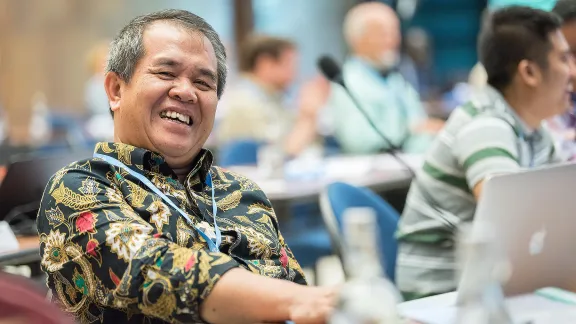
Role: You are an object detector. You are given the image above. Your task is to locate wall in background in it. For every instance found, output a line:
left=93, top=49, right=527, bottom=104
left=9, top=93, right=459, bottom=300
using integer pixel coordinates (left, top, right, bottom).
left=252, top=0, right=356, bottom=84
left=408, top=0, right=487, bottom=86
left=0, top=0, right=234, bottom=143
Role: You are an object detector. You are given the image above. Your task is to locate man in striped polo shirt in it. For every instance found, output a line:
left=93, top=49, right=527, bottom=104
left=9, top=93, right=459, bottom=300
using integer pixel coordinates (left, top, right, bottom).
left=396, top=6, right=576, bottom=300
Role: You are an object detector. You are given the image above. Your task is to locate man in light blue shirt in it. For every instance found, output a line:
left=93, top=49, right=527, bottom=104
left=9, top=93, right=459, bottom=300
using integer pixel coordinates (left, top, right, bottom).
left=324, top=2, right=436, bottom=154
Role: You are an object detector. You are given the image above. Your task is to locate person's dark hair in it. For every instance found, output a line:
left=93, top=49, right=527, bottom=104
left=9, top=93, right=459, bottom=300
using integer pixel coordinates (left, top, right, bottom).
left=553, top=0, right=576, bottom=24
left=106, top=9, right=227, bottom=117
left=478, top=6, right=562, bottom=92
left=239, top=35, right=296, bottom=72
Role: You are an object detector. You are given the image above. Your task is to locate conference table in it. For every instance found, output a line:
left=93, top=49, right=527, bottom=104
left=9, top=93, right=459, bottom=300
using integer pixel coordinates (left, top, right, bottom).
left=227, top=153, right=421, bottom=221
left=229, top=153, right=421, bottom=202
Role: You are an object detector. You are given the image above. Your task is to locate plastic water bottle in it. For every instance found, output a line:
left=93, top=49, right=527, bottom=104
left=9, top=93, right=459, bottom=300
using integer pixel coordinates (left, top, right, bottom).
left=330, top=207, right=402, bottom=324
left=456, top=222, right=513, bottom=324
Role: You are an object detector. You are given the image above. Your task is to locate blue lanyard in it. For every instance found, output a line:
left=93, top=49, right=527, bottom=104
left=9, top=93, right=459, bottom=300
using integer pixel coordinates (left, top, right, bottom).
left=94, top=153, right=222, bottom=252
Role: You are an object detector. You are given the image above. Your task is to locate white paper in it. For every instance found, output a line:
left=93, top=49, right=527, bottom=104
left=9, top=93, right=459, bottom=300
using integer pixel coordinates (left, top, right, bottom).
left=0, top=221, right=20, bottom=254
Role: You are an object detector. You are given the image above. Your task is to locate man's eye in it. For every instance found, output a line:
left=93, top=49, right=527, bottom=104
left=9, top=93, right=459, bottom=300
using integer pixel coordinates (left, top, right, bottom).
left=196, top=80, right=212, bottom=90
left=158, top=72, right=175, bottom=78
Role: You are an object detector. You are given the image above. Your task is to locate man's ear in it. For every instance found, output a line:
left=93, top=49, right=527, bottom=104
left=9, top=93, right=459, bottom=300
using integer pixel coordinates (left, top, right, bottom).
left=517, top=59, right=542, bottom=88
left=104, top=72, right=124, bottom=115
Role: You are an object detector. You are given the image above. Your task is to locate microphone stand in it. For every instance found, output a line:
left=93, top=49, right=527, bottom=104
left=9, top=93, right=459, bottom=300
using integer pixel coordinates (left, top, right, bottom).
left=332, top=80, right=416, bottom=178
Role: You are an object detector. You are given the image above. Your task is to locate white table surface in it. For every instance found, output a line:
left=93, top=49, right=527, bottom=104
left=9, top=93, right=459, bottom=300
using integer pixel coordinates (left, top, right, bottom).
left=398, top=291, right=576, bottom=323
left=228, top=154, right=423, bottom=202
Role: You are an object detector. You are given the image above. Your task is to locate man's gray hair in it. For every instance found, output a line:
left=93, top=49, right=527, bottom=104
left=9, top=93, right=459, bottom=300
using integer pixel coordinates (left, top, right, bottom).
left=106, top=9, right=227, bottom=99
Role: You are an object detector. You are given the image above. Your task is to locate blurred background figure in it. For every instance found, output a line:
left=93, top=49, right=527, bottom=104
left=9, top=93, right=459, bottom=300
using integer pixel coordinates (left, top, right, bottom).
left=217, top=34, right=329, bottom=160
left=28, top=92, right=52, bottom=147
left=402, top=27, right=434, bottom=101
left=322, top=1, right=441, bottom=155
left=217, top=35, right=298, bottom=150
left=84, top=40, right=114, bottom=142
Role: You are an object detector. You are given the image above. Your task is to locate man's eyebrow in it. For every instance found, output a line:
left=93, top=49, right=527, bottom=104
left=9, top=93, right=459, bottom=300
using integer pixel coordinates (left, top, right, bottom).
left=152, top=58, right=181, bottom=67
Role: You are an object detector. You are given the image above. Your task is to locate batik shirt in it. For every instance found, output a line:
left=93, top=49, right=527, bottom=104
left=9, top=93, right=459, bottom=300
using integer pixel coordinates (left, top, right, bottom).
left=37, top=142, right=306, bottom=323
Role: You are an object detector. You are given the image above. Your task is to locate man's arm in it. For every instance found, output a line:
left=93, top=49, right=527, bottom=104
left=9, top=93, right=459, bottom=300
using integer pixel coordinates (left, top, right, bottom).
left=400, top=84, right=435, bottom=154
left=454, top=116, right=521, bottom=201
left=472, top=180, right=485, bottom=201
left=201, top=268, right=336, bottom=324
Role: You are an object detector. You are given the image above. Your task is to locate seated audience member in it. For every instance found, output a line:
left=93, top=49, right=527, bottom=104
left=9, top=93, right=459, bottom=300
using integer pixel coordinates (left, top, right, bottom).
left=549, top=0, right=576, bottom=158
left=396, top=6, right=575, bottom=300
left=217, top=35, right=328, bottom=157
left=323, top=2, right=437, bottom=155
left=84, top=40, right=115, bottom=141
left=84, top=40, right=111, bottom=117
left=473, top=0, right=576, bottom=159
left=37, top=10, right=335, bottom=324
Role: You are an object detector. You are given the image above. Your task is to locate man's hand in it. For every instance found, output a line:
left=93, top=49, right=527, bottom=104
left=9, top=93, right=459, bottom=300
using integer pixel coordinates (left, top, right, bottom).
left=200, top=268, right=339, bottom=324
left=412, top=118, right=445, bottom=134
left=288, top=286, right=338, bottom=324
left=297, top=75, right=331, bottom=118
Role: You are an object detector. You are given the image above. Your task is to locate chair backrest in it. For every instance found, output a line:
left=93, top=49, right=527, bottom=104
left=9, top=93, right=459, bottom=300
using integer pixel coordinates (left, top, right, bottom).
left=218, top=139, right=261, bottom=167
left=0, top=272, right=74, bottom=324
left=320, top=181, right=400, bottom=282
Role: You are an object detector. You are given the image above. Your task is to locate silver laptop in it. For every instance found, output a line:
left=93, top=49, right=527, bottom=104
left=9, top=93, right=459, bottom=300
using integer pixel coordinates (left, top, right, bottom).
left=457, top=162, right=576, bottom=298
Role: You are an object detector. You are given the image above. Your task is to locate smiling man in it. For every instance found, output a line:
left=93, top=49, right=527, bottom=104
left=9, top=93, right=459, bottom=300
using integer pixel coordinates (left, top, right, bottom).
left=37, top=10, right=335, bottom=324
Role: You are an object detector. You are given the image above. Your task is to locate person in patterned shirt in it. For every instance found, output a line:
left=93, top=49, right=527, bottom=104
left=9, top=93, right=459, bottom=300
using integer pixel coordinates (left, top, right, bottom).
left=37, top=9, right=336, bottom=324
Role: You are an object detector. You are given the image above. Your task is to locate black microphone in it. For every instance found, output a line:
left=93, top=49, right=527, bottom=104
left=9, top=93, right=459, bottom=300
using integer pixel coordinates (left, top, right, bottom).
left=317, top=56, right=345, bottom=87
left=317, top=55, right=415, bottom=177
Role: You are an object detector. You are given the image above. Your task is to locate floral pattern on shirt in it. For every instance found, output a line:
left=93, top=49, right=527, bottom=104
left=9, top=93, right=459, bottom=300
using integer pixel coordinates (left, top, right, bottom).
left=37, top=142, right=306, bottom=323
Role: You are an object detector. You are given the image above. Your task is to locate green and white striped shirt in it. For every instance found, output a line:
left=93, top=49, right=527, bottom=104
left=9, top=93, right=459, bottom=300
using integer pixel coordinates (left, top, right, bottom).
left=396, top=86, right=562, bottom=296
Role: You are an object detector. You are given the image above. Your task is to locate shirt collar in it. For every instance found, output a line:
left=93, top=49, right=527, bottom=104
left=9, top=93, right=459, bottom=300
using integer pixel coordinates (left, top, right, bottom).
left=94, top=142, right=213, bottom=185
left=241, top=74, right=284, bottom=102
left=480, top=86, right=542, bottom=139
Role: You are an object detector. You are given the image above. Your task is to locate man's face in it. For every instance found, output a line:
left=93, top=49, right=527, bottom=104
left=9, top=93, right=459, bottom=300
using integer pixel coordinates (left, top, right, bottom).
left=535, top=30, right=576, bottom=117
left=108, top=22, right=219, bottom=167
left=260, top=48, right=298, bottom=91
left=273, top=48, right=298, bottom=90
left=357, top=15, right=401, bottom=69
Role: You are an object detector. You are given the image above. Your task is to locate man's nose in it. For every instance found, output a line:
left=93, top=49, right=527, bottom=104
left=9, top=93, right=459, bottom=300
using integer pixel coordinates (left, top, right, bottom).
left=169, top=79, right=198, bottom=103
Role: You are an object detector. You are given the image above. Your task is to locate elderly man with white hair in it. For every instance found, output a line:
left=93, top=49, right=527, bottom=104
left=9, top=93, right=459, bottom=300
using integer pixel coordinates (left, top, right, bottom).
left=323, top=2, right=436, bottom=155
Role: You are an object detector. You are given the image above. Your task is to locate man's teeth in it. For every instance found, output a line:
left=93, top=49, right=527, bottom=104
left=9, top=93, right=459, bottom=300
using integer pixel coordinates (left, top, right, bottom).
left=161, top=111, right=191, bottom=125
